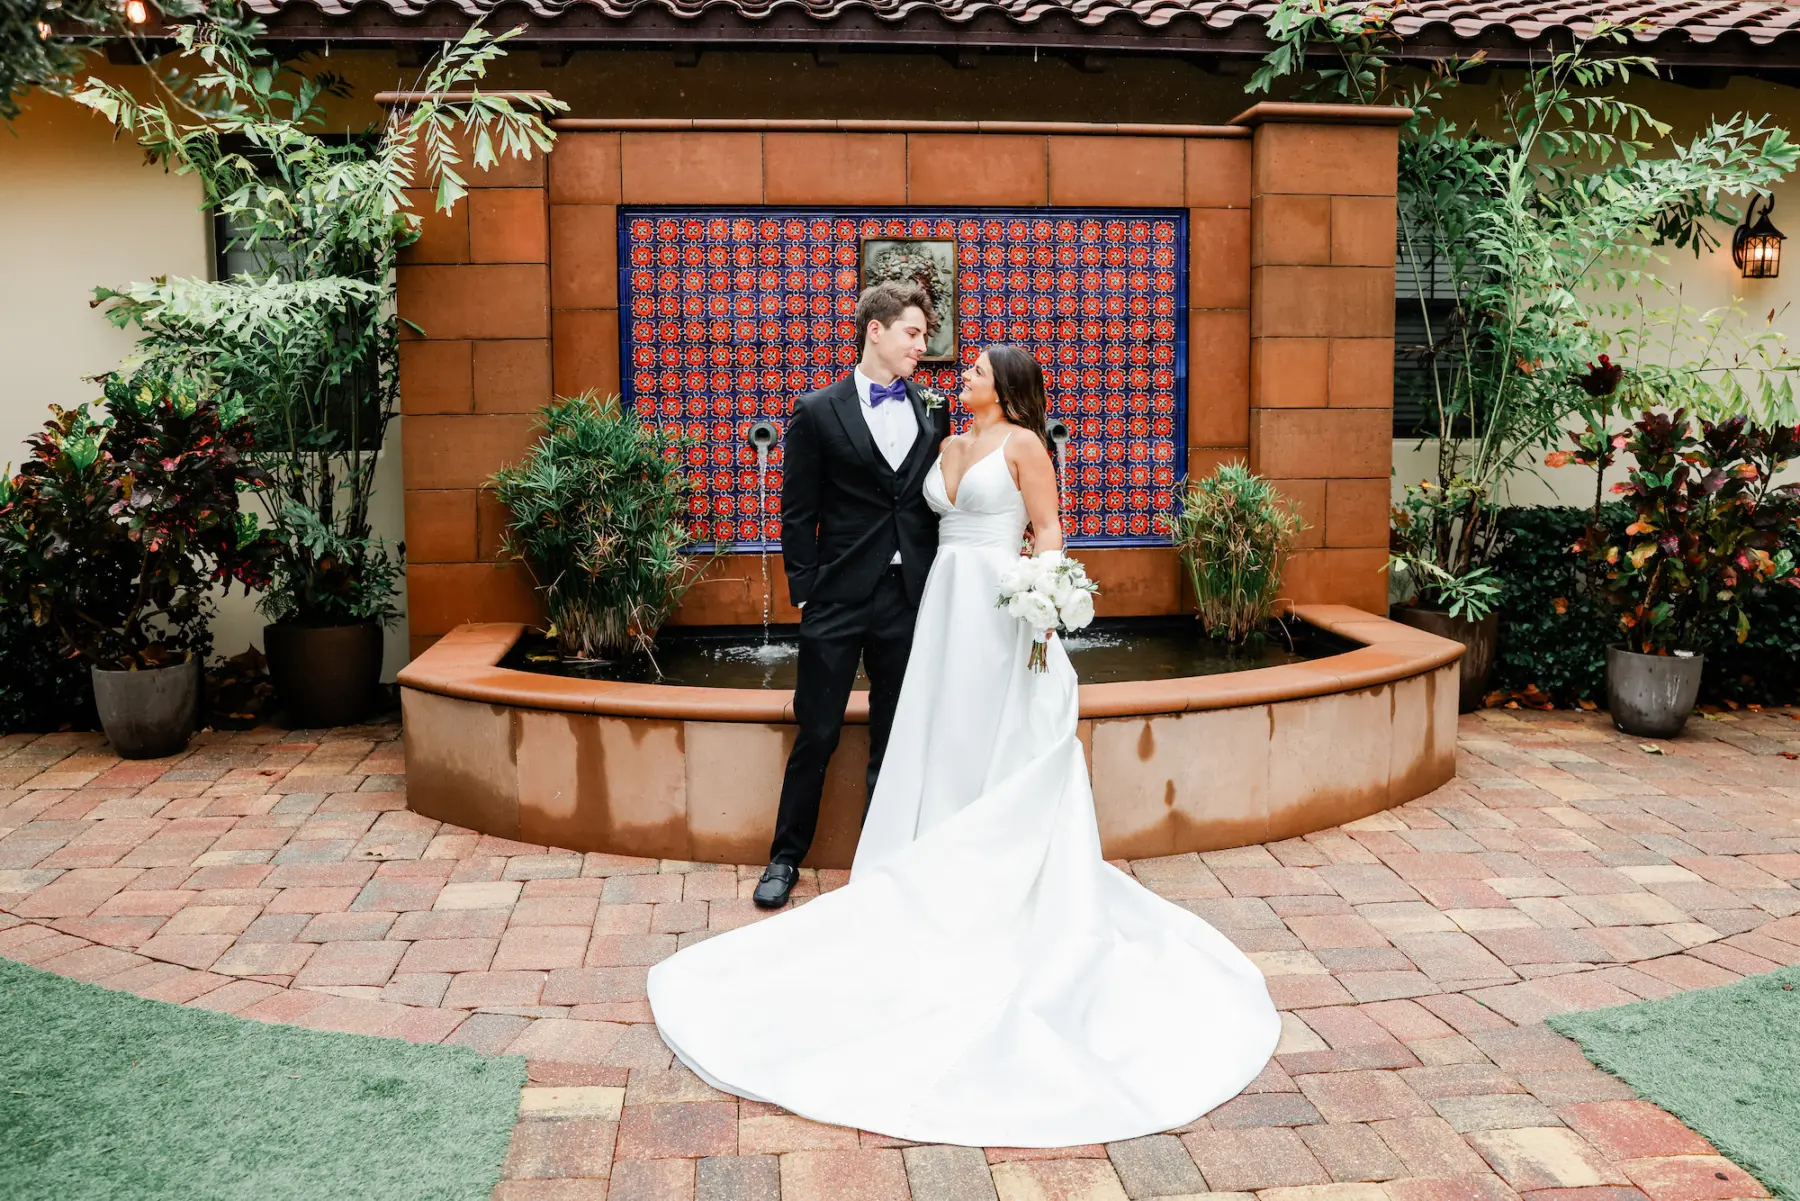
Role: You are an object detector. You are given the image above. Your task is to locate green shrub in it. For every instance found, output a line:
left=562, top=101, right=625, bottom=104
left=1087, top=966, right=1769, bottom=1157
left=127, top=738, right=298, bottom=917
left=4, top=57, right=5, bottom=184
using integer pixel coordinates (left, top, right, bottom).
left=1489, top=504, right=1800, bottom=707
left=81, top=15, right=562, bottom=633
left=1488, top=506, right=1619, bottom=706
left=0, top=608, right=95, bottom=734
left=1577, top=412, right=1800, bottom=656
left=490, top=393, right=718, bottom=663
left=1704, top=525, right=1800, bottom=705
left=0, top=367, right=278, bottom=672
left=1159, top=463, right=1305, bottom=643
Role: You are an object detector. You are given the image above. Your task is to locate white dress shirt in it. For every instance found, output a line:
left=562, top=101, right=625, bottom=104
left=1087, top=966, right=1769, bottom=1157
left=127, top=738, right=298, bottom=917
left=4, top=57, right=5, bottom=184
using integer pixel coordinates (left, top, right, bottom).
left=854, top=368, right=920, bottom=566
left=854, top=368, right=920, bottom=472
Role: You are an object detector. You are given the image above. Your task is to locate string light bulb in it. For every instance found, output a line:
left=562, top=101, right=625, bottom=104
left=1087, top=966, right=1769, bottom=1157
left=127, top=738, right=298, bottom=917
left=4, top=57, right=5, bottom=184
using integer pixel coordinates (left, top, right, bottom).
left=124, top=0, right=148, bottom=24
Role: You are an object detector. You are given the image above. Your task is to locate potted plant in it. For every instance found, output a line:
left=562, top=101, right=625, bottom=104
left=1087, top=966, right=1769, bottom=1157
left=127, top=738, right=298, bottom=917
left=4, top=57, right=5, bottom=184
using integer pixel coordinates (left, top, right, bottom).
left=0, top=366, right=278, bottom=757
left=1579, top=410, right=1800, bottom=737
left=1387, top=479, right=1506, bottom=711
left=96, top=274, right=405, bottom=727
left=1159, top=463, right=1305, bottom=643
left=80, top=14, right=563, bottom=725
left=255, top=496, right=405, bottom=729
left=490, top=393, right=718, bottom=669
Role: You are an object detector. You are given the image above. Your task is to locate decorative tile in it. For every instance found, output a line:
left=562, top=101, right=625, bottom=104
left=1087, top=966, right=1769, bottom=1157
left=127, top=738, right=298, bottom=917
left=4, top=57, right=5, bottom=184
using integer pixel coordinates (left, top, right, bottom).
left=620, top=208, right=1187, bottom=547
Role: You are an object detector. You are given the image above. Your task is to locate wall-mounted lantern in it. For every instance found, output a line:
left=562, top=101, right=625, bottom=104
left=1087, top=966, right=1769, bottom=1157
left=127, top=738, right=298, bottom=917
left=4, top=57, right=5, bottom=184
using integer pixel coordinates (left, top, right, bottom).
left=1732, top=196, right=1785, bottom=279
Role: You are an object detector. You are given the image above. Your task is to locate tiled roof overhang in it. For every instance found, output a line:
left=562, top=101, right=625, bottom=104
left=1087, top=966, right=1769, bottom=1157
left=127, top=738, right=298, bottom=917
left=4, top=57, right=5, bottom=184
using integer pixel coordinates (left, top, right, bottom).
left=240, top=0, right=1800, bottom=67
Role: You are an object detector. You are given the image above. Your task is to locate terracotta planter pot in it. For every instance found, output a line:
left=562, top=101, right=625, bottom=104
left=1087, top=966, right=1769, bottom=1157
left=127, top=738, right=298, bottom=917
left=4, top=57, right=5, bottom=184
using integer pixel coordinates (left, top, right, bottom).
left=1390, top=606, right=1499, bottom=712
left=90, top=657, right=199, bottom=759
left=1606, top=645, right=1704, bottom=739
left=264, top=622, right=383, bottom=728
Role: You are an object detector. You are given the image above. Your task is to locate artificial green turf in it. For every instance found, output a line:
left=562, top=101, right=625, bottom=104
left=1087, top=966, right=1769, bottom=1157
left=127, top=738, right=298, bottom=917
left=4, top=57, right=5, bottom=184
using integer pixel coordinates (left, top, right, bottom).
left=0, top=956, right=525, bottom=1201
left=1549, top=963, right=1800, bottom=1201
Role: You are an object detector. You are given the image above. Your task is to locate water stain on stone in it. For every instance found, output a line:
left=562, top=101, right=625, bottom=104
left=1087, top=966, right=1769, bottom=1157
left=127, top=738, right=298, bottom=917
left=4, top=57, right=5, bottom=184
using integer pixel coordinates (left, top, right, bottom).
left=394, top=693, right=521, bottom=840
left=570, top=713, right=612, bottom=837
left=1137, top=721, right=1156, bottom=761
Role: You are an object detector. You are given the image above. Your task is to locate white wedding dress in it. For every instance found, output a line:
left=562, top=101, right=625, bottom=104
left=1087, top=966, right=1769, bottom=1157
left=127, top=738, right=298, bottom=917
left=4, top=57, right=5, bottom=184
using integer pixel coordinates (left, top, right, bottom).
left=647, top=436, right=1280, bottom=1147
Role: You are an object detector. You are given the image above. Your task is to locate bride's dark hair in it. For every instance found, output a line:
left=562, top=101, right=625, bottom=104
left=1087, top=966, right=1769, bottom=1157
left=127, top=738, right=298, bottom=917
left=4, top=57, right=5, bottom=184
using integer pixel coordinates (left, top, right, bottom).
left=984, top=344, right=1050, bottom=452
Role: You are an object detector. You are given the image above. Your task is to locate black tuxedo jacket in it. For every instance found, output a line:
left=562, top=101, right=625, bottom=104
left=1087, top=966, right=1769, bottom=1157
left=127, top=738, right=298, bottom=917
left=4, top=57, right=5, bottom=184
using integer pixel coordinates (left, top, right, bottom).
left=780, top=374, right=953, bottom=608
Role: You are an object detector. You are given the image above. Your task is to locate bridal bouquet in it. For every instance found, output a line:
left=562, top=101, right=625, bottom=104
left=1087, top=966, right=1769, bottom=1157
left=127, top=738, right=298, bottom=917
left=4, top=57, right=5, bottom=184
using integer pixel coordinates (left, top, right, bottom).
left=996, top=553, right=1099, bottom=672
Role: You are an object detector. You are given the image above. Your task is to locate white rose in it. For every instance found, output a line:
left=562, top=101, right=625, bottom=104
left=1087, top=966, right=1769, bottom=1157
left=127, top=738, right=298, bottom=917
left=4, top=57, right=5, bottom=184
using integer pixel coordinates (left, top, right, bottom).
left=998, top=560, right=1035, bottom=596
left=1059, top=589, right=1095, bottom=631
left=1015, top=589, right=1060, bottom=632
left=1014, top=556, right=1050, bottom=591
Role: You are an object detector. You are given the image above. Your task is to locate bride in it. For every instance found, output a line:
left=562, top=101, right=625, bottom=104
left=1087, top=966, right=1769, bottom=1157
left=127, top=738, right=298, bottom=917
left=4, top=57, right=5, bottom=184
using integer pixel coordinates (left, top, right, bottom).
left=647, top=344, right=1280, bottom=1147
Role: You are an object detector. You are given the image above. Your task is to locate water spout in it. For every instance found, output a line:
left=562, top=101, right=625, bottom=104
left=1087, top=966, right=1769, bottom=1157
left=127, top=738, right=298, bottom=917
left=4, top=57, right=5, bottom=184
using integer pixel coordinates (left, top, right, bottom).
left=748, top=420, right=780, bottom=456
left=747, top=420, right=781, bottom=639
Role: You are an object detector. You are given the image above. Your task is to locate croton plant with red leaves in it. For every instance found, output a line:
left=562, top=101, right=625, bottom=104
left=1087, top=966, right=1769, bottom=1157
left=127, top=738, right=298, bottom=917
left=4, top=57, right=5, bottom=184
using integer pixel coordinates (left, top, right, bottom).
left=0, top=364, right=280, bottom=670
left=1576, top=409, right=1800, bottom=656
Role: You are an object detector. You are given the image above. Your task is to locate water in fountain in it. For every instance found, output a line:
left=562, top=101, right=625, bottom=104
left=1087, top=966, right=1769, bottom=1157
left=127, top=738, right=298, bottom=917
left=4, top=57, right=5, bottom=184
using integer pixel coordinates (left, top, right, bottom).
left=505, top=616, right=1352, bottom=690
left=1058, top=628, right=1125, bottom=653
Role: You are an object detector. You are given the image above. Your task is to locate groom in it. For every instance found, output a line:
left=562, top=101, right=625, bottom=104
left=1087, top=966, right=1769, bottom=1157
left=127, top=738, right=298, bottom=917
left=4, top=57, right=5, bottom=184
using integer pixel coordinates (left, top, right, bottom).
left=754, top=280, right=952, bottom=908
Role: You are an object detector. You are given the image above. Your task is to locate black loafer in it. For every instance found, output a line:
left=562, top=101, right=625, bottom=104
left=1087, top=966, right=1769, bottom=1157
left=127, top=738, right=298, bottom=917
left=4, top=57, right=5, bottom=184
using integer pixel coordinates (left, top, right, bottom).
left=753, top=863, right=799, bottom=909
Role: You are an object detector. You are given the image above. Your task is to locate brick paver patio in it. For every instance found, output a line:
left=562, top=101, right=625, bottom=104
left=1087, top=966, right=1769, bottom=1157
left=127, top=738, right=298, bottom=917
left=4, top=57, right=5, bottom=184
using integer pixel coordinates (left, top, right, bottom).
left=4, top=708, right=1800, bottom=1200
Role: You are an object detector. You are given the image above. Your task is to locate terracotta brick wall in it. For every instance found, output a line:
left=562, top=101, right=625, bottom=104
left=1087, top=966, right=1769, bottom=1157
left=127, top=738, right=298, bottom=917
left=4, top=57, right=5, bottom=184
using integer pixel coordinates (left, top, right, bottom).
left=398, top=118, right=1398, bottom=656
left=1246, top=118, right=1399, bottom=613
left=397, top=151, right=553, bottom=661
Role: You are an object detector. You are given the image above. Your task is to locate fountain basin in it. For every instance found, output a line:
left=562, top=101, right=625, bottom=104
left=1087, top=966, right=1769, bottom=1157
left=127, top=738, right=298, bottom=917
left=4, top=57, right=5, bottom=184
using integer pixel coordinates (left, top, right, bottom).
left=398, top=605, right=1463, bottom=866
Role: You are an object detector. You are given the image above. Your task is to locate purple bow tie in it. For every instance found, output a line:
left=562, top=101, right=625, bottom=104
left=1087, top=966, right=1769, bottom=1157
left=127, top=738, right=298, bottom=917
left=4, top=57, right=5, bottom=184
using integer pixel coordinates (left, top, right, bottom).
left=867, top=380, right=907, bottom=407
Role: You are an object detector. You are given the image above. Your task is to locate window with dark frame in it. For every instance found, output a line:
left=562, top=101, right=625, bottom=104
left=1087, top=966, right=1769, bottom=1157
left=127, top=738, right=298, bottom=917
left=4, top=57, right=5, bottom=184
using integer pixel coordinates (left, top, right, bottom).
left=209, top=132, right=376, bottom=282
left=1393, top=211, right=1461, bottom=440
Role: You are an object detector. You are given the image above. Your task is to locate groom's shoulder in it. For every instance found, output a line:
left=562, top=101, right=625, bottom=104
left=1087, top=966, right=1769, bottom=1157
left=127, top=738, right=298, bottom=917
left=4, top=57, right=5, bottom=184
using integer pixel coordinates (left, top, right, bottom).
left=792, top=376, right=852, bottom=415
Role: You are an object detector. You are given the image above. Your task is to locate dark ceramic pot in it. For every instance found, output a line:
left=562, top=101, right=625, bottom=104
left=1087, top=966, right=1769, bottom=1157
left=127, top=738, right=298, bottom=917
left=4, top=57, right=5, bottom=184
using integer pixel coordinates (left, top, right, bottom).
left=90, top=657, right=199, bottom=759
left=1390, top=605, right=1499, bottom=713
left=1606, top=645, right=1703, bottom=739
left=264, top=621, right=383, bottom=728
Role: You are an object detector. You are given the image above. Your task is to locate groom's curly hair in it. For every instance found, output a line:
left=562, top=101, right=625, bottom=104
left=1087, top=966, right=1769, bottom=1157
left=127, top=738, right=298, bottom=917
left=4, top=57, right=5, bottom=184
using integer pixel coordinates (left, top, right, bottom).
left=854, top=281, right=936, bottom=352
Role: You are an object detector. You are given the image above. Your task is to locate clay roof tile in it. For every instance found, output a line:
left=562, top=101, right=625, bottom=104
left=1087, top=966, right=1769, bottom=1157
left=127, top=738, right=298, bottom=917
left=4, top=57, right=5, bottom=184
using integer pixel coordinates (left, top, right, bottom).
left=244, top=0, right=1800, bottom=49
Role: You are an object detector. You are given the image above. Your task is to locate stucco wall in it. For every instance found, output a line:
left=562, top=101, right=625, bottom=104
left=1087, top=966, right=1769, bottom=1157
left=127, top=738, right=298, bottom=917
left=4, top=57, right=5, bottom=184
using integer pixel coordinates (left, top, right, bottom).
left=1393, top=73, right=1800, bottom=508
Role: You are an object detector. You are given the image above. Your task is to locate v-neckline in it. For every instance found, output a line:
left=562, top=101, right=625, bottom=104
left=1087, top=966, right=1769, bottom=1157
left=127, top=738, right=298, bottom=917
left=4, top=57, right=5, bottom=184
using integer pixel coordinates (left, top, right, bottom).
left=940, top=437, right=1009, bottom=509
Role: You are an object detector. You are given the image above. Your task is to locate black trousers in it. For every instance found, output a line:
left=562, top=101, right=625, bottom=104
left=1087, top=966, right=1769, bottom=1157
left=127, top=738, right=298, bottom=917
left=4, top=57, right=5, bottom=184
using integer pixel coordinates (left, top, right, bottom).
left=770, top=565, right=917, bottom=867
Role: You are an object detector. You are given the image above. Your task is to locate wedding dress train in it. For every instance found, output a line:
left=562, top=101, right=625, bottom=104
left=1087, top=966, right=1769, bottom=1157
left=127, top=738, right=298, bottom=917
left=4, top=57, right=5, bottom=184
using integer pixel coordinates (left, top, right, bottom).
left=647, top=437, right=1280, bottom=1147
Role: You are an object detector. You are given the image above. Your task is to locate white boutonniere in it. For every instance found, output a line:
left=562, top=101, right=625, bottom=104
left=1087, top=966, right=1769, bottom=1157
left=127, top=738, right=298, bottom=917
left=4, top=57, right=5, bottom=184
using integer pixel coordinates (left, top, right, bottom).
left=917, top=386, right=947, bottom=415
